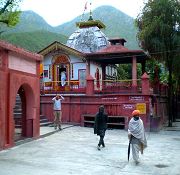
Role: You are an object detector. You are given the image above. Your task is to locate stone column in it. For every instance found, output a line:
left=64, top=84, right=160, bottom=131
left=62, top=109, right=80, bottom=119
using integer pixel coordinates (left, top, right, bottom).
left=141, top=72, right=150, bottom=94
left=0, top=50, right=10, bottom=149
left=86, top=75, right=94, bottom=95
left=101, top=64, right=106, bottom=90
left=132, top=56, right=137, bottom=88
left=86, top=60, right=90, bottom=77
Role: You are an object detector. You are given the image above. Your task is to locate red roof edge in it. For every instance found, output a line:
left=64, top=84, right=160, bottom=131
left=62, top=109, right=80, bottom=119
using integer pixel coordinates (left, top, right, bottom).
left=0, top=40, right=43, bottom=61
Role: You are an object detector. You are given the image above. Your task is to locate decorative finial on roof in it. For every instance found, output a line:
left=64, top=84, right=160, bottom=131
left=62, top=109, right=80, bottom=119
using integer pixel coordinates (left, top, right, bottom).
left=88, top=2, right=93, bottom=21
left=77, top=0, right=106, bottom=29
left=81, top=1, right=88, bottom=21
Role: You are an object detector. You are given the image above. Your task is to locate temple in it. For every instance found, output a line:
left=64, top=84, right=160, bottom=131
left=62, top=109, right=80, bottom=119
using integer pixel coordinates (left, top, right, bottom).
left=0, top=8, right=169, bottom=151
left=39, top=14, right=168, bottom=132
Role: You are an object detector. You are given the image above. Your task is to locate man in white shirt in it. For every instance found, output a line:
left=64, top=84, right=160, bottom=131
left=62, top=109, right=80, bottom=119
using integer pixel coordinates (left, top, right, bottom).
left=52, top=94, right=64, bottom=130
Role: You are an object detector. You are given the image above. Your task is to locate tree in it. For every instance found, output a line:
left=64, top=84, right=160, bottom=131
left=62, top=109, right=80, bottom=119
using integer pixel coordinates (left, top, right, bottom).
left=136, top=0, right=180, bottom=127
left=117, top=64, right=142, bottom=80
left=0, top=0, right=22, bottom=27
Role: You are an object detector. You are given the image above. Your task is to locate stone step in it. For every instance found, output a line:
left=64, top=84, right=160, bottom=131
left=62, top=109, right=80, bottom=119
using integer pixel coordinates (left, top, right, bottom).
left=40, top=118, right=49, bottom=123
left=14, top=105, right=22, bottom=110
left=40, top=115, right=52, bottom=126
left=14, top=108, right=22, bottom=112
left=40, top=115, right=48, bottom=119
left=14, top=93, right=52, bottom=128
left=163, top=121, right=180, bottom=131
left=15, top=124, right=22, bottom=128
left=40, top=121, right=53, bottom=127
left=14, top=113, right=22, bottom=118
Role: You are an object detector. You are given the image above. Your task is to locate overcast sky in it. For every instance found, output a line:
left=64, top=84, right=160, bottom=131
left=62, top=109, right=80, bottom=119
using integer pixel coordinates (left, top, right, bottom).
left=20, top=0, right=145, bottom=26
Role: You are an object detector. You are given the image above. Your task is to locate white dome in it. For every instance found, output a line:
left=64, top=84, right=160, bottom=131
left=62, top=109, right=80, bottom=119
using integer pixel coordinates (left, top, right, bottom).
left=66, top=26, right=109, bottom=53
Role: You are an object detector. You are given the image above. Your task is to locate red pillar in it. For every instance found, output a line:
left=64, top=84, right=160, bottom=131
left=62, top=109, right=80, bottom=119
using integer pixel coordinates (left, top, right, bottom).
left=101, top=64, right=106, bottom=89
left=86, top=75, right=94, bottom=95
left=86, top=60, right=90, bottom=77
left=141, top=72, right=150, bottom=94
left=0, top=50, right=10, bottom=149
left=132, top=56, right=137, bottom=87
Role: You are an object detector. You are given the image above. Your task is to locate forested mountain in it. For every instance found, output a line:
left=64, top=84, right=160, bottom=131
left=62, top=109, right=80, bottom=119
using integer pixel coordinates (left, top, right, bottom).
left=1, top=11, right=55, bottom=34
left=0, top=30, right=67, bottom=52
left=0, top=5, right=139, bottom=52
left=56, top=5, right=139, bottom=49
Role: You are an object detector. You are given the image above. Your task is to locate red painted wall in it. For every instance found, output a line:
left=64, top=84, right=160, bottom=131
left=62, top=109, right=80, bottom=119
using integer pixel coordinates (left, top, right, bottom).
left=41, top=94, right=167, bottom=130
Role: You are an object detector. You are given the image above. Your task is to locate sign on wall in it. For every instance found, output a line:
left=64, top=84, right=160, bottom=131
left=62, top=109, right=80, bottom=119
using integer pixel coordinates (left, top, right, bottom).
left=123, top=104, right=135, bottom=110
left=136, top=103, right=146, bottom=114
left=129, top=96, right=144, bottom=101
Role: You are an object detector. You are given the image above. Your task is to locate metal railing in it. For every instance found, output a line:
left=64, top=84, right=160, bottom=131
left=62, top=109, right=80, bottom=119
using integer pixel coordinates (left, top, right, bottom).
left=40, top=79, right=142, bottom=94
left=94, top=79, right=142, bottom=94
left=40, top=80, right=86, bottom=94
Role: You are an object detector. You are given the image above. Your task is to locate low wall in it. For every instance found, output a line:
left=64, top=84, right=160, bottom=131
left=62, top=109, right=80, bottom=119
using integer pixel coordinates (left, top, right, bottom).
left=40, top=94, right=167, bottom=131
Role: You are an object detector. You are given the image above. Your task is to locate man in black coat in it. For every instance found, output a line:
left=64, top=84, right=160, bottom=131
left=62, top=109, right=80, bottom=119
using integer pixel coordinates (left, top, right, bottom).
left=94, top=105, right=108, bottom=150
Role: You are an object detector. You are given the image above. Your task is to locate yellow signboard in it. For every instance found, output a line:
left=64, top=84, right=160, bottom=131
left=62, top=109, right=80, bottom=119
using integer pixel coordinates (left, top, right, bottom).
left=136, top=103, right=146, bottom=114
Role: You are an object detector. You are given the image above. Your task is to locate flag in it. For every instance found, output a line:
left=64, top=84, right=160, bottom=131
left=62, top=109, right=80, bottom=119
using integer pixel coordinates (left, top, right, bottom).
left=84, top=1, right=88, bottom=11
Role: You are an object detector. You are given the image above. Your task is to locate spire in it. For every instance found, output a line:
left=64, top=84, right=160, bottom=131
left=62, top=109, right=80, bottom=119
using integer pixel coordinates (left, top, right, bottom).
left=88, top=2, right=93, bottom=21
left=77, top=0, right=106, bottom=29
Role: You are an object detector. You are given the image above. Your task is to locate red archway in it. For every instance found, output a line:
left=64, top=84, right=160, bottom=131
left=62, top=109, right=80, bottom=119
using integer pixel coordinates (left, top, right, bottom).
left=14, top=84, right=36, bottom=141
left=0, top=40, right=42, bottom=150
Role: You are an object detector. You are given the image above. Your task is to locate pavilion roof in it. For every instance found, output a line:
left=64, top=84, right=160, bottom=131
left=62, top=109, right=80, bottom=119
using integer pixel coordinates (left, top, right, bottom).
left=97, top=44, right=129, bottom=53
left=84, top=44, right=148, bottom=64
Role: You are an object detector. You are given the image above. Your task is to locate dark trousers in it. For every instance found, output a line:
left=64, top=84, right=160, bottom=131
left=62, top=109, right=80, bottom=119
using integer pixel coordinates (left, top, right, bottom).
left=98, top=129, right=105, bottom=147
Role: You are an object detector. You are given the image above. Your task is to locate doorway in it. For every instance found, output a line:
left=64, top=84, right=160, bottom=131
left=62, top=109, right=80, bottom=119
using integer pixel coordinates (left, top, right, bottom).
left=58, top=66, right=66, bottom=86
left=13, top=86, right=26, bottom=141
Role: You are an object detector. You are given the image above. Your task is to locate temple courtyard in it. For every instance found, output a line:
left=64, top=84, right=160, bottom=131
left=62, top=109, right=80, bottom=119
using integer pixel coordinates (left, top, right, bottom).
left=0, top=125, right=180, bottom=175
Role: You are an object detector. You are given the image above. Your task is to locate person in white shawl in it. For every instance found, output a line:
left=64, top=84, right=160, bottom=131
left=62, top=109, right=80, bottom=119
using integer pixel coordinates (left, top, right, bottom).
left=128, top=110, right=147, bottom=164
left=61, top=71, right=66, bottom=87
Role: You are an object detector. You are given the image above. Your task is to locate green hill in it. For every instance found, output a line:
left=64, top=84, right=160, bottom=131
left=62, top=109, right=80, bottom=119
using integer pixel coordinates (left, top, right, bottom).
left=1, top=10, right=55, bottom=34
left=0, top=30, right=67, bottom=52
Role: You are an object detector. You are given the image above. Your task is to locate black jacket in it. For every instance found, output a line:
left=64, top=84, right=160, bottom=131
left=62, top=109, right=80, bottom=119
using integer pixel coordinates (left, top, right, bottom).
left=94, top=111, right=108, bottom=135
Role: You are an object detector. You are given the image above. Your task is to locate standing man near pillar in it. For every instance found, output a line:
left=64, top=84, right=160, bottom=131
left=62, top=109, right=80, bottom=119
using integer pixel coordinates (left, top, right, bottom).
left=128, top=110, right=147, bottom=164
left=94, top=105, right=108, bottom=150
left=52, top=94, right=64, bottom=130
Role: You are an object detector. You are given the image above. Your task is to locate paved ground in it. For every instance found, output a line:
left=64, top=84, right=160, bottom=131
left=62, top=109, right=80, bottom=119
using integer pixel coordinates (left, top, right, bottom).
left=0, top=125, right=180, bottom=175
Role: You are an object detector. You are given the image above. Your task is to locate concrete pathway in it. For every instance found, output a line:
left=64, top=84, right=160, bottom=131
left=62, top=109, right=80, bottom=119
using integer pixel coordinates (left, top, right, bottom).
left=0, top=125, right=180, bottom=175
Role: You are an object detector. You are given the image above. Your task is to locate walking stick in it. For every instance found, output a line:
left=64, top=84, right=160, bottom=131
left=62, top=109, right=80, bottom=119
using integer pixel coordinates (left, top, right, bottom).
left=128, top=135, right=132, bottom=162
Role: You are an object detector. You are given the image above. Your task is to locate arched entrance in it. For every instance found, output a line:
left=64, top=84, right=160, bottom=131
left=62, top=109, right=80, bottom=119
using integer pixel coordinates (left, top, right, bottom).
left=52, top=54, right=70, bottom=90
left=13, top=84, right=35, bottom=142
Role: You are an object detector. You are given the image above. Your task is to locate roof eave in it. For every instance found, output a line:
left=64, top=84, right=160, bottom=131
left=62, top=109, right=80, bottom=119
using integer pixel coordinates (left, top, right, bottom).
left=38, top=41, right=86, bottom=61
left=0, top=40, right=42, bottom=61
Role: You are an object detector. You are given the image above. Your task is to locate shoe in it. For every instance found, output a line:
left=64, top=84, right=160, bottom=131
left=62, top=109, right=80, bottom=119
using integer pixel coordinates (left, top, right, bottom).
left=59, top=127, right=62, bottom=130
left=102, top=144, right=105, bottom=148
left=97, top=145, right=101, bottom=150
left=135, top=161, right=140, bottom=165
